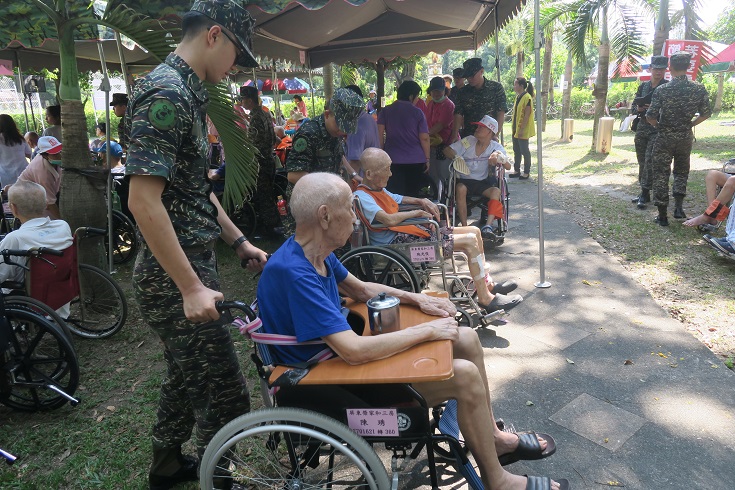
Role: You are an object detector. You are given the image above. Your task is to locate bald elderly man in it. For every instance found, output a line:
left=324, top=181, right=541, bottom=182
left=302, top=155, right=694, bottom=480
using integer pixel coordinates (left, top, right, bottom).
left=256, top=172, right=569, bottom=490
left=354, top=147, right=522, bottom=314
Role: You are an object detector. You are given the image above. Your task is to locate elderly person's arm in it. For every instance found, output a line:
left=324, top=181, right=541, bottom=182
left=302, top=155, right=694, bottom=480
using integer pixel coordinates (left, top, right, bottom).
left=488, top=150, right=511, bottom=170
left=338, top=273, right=456, bottom=318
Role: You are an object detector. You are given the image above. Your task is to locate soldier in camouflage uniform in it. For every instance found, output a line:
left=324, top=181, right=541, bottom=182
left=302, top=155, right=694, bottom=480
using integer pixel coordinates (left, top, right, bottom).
left=111, top=92, right=129, bottom=153
left=647, top=51, right=712, bottom=226
left=631, top=56, right=668, bottom=209
left=240, top=85, right=282, bottom=237
left=285, top=87, right=364, bottom=186
left=124, top=1, right=267, bottom=488
left=452, top=58, right=508, bottom=141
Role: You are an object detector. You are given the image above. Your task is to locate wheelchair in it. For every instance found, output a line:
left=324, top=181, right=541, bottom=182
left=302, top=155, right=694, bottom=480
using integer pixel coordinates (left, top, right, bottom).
left=339, top=197, right=506, bottom=330
left=199, top=301, right=484, bottom=490
left=700, top=158, right=735, bottom=260
left=440, top=157, right=510, bottom=248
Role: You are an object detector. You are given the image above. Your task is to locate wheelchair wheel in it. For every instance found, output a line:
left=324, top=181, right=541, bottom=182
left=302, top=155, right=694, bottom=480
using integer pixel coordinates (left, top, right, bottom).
left=454, top=306, right=476, bottom=329
left=448, top=277, right=478, bottom=302
left=4, top=296, right=73, bottom=341
left=340, top=246, right=420, bottom=293
left=230, top=201, right=257, bottom=239
left=200, top=407, right=390, bottom=490
left=66, top=264, right=127, bottom=339
left=108, top=210, right=138, bottom=265
left=0, top=308, right=79, bottom=411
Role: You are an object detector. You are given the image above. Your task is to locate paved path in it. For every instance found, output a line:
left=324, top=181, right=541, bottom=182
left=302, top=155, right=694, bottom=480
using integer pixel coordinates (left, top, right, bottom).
left=405, top=175, right=735, bottom=489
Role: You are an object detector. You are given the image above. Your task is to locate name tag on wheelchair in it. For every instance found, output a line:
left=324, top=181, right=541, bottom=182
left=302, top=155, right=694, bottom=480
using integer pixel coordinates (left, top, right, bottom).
left=346, top=408, right=400, bottom=437
left=409, top=245, right=436, bottom=263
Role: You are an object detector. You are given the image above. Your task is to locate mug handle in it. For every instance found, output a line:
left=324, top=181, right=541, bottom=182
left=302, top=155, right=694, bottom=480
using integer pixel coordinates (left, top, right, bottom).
left=372, top=311, right=381, bottom=334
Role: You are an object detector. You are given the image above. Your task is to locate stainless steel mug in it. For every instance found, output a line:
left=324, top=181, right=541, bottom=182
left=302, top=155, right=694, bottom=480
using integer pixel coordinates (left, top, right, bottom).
left=366, top=292, right=401, bottom=335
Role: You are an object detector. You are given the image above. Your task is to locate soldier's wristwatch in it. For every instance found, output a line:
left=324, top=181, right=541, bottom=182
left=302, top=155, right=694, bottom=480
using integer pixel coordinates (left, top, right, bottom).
left=231, top=235, right=248, bottom=251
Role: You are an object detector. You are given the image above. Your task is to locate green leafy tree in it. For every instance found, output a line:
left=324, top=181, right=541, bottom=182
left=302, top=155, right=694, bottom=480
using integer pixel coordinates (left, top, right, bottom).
left=708, top=5, right=735, bottom=44
left=544, top=0, right=653, bottom=149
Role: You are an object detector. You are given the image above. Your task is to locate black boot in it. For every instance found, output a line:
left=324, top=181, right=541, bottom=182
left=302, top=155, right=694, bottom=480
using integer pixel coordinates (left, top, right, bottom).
left=654, top=205, right=669, bottom=226
left=149, top=447, right=198, bottom=490
left=636, top=189, right=650, bottom=209
left=673, top=195, right=687, bottom=219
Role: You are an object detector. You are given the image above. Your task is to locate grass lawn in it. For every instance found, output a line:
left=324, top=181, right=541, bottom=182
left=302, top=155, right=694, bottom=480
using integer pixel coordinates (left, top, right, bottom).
left=536, top=114, right=735, bottom=368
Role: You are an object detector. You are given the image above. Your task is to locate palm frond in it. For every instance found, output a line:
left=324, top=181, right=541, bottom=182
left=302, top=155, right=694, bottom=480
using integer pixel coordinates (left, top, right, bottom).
left=609, top=3, right=648, bottom=69
left=99, top=3, right=179, bottom=62
left=205, top=82, right=259, bottom=213
left=340, top=65, right=359, bottom=87
left=563, top=0, right=598, bottom=67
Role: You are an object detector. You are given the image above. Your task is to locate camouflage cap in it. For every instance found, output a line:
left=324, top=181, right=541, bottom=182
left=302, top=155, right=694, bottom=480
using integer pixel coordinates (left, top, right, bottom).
left=110, top=92, right=128, bottom=106
left=330, top=88, right=364, bottom=134
left=461, top=57, right=484, bottom=78
left=650, top=55, right=668, bottom=69
left=670, top=51, right=692, bottom=70
left=190, top=0, right=258, bottom=68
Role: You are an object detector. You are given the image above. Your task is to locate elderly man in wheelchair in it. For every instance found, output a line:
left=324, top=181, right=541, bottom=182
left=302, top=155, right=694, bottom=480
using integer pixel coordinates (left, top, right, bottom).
left=354, top=147, right=522, bottom=314
left=443, top=115, right=510, bottom=240
left=243, top=172, right=569, bottom=490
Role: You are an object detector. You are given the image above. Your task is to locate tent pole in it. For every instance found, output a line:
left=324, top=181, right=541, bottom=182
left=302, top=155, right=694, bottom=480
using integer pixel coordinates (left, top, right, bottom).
left=308, top=66, right=316, bottom=115
left=14, top=51, right=30, bottom=132
left=533, top=0, right=550, bottom=289
left=494, top=7, right=503, bottom=146
left=114, top=31, right=131, bottom=95
left=97, top=41, right=115, bottom=274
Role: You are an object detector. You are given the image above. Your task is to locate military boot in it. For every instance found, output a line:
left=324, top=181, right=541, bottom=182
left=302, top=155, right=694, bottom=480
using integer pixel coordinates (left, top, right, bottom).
left=673, top=195, right=687, bottom=219
left=149, top=447, right=198, bottom=490
left=636, top=189, right=650, bottom=209
left=654, top=205, right=669, bottom=226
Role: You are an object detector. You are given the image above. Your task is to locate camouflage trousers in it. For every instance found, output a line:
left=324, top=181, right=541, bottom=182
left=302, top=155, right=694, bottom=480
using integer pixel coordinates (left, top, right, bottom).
left=634, top=129, right=657, bottom=190
left=651, top=130, right=693, bottom=207
left=253, top=155, right=281, bottom=231
left=133, top=244, right=250, bottom=459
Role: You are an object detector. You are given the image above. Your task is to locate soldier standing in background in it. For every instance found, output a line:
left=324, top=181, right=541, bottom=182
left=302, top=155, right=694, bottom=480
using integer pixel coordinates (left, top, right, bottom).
left=111, top=92, right=129, bottom=153
left=240, top=85, right=283, bottom=238
left=125, top=1, right=268, bottom=488
left=631, top=56, right=668, bottom=209
left=647, top=51, right=712, bottom=226
left=452, top=58, right=508, bottom=141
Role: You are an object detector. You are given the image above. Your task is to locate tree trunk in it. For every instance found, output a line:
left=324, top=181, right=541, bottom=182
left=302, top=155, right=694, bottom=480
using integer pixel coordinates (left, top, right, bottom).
left=323, top=63, right=334, bottom=101
left=592, top=9, right=610, bottom=150
left=714, top=73, right=725, bottom=113
left=376, top=59, right=385, bottom=114
left=541, top=32, right=553, bottom=132
left=653, top=0, right=670, bottom=57
left=515, top=51, right=524, bottom=78
left=57, top=22, right=106, bottom=270
left=561, top=50, right=573, bottom=135
left=401, top=61, right=417, bottom=83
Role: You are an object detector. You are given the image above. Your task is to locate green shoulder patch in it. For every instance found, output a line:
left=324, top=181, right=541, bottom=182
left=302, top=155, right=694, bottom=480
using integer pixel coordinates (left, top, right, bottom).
left=293, top=137, right=308, bottom=153
left=148, top=98, right=177, bottom=131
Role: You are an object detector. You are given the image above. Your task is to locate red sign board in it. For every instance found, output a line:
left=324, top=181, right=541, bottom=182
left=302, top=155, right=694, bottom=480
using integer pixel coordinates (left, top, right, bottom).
left=662, top=40, right=705, bottom=80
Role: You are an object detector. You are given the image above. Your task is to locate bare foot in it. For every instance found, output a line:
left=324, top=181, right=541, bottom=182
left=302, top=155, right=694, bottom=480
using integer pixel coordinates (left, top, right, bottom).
left=495, top=429, right=548, bottom=457
left=495, top=470, right=564, bottom=490
left=683, top=214, right=717, bottom=227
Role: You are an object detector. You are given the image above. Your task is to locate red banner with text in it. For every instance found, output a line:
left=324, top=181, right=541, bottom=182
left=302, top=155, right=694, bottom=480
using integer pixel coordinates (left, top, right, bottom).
left=662, top=40, right=706, bottom=80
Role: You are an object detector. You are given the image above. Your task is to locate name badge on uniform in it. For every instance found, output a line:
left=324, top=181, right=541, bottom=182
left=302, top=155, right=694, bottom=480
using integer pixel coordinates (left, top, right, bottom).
left=461, top=138, right=471, bottom=149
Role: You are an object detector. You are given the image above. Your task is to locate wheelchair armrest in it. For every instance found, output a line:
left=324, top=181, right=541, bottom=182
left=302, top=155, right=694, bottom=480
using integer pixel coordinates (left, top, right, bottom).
left=1, top=281, right=24, bottom=290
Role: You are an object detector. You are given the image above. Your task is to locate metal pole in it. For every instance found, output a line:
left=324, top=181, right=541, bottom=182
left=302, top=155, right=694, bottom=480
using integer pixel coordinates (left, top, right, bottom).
left=114, top=32, right=131, bottom=95
left=534, top=0, right=550, bottom=288
left=97, top=41, right=114, bottom=274
left=14, top=51, right=30, bottom=132
left=494, top=7, right=504, bottom=146
left=308, top=67, right=316, bottom=115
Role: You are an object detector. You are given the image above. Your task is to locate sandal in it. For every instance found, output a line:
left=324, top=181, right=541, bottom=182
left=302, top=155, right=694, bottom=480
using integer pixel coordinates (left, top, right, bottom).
left=519, top=174, right=530, bottom=180
left=491, top=280, right=517, bottom=295
left=498, top=431, right=557, bottom=466
left=481, top=293, right=523, bottom=313
left=524, top=475, right=570, bottom=490
left=481, top=225, right=497, bottom=239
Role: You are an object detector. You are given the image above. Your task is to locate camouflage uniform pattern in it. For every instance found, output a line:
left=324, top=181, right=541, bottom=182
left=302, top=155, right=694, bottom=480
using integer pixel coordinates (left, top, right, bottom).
left=126, top=53, right=250, bottom=458
left=285, top=114, right=343, bottom=177
left=647, top=75, right=711, bottom=206
left=249, top=106, right=280, bottom=231
left=632, top=79, right=668, bottom=190
left=453, top=78, right=509, bottom=138
left=117, top=116, right=129, bottom=152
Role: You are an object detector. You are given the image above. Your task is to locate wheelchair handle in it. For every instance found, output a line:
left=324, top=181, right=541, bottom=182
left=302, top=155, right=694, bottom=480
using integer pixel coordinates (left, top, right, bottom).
left=36, top=247, right=64, bottom=257
left=194, top=300, right=257, bottom=334
left=85, top=227, right=108, bottom=237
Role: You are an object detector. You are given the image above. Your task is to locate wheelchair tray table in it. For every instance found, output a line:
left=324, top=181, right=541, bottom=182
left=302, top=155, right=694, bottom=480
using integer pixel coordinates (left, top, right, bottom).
left=269, top=296, right=454, bottom=385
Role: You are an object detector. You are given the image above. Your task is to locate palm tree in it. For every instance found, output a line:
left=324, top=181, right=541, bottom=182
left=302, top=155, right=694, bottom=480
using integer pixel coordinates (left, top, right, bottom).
left=545, top=0, right=653, bottom=149
left=2, top=1, right=256, bottom=265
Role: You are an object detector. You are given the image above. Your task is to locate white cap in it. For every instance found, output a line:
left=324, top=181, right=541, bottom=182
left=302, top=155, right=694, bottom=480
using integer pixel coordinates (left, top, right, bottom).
left=37, top=135, right=62, bottom=154
left=471, top=115, right=498, bottom=133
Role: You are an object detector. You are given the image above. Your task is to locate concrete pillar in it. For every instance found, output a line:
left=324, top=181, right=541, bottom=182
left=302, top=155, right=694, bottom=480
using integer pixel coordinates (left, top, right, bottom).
left=562, top=118, right=574, bottom=142
left=595, top=117, right=615, bottom=153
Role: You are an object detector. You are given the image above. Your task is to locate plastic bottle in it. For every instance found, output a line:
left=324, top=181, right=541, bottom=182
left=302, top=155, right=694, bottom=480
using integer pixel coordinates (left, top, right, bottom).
left=276, top=195, right=287, bottom=217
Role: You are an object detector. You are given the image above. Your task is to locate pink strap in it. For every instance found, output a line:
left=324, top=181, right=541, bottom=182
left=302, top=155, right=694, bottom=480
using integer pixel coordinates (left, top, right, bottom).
left=233, top=317, right=335, bottom=363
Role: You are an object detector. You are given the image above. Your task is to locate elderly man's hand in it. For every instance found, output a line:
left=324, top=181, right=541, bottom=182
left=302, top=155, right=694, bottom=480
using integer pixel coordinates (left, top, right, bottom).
left=410, top=317, right=460, bottom=341
left=416, top=295, right=456, bottom=318
left=421, top=198, right=441, bottom=221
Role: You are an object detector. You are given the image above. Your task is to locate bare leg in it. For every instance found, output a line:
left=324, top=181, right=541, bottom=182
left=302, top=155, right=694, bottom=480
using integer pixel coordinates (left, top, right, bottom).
left=684, top=172, right=734, bottom=227
left=453, top=230, right=494, bottom=304
left=456, top=182, right=469, bottom=226
left=414, top=329, right=556, bottom=490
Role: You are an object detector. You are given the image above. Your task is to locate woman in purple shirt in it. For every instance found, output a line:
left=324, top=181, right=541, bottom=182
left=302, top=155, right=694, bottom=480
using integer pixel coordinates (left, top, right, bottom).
left=377, top=80, right=430, bottom=197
